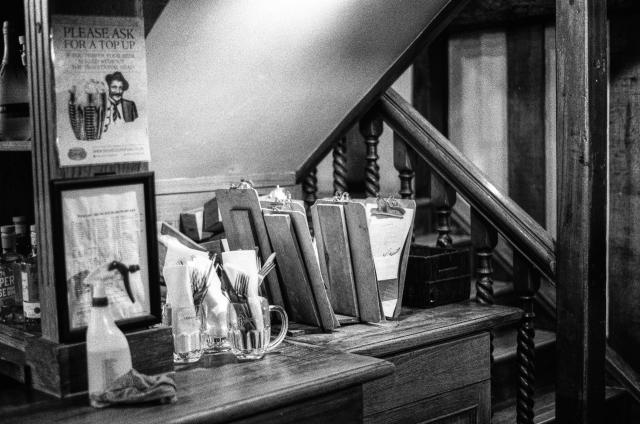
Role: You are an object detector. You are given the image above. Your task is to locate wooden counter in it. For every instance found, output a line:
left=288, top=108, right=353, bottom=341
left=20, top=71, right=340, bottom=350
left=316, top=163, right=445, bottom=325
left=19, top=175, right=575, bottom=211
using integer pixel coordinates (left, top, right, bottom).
left=290, top=302, right=523, bottom=424
left=1, top=341, right=393, bottom=424
left=1, top=302, right=521, bottom=424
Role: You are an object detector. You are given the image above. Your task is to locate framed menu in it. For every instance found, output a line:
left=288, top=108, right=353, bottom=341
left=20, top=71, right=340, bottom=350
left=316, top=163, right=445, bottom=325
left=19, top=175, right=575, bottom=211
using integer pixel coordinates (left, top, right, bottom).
left=50, top=172, right=160, bottom=342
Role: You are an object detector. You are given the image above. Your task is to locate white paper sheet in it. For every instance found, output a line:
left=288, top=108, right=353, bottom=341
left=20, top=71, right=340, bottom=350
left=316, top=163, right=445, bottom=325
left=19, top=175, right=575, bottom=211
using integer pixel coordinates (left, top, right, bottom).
left=62, top=184, right=150, bottom=329
left=365, top=204, right=414, bottom=281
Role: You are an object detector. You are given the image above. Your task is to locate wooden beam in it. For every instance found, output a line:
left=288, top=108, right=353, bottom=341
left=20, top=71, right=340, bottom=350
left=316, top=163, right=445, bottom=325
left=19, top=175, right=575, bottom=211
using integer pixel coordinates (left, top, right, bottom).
left=449, top=0, right=640, bottom=33
left=451, top=0, right=555, bottom=32
left=555, top=0, right=607, bottom=422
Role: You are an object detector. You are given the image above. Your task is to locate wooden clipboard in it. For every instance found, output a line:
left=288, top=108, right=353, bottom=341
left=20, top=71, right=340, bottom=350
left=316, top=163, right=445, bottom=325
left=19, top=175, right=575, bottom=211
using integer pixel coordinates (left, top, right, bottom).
left=215, top=187, right=284, bottom=307
left=314, top=198, right=415, bottom=320
left=312, top=201, right=360, bottom=319
left=263, top=207, right=339, bottom=330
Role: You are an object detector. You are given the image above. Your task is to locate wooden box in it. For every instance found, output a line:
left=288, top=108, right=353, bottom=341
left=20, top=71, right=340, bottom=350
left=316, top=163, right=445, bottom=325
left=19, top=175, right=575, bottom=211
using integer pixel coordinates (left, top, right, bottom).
left=402, top=244, right=470, bottom=308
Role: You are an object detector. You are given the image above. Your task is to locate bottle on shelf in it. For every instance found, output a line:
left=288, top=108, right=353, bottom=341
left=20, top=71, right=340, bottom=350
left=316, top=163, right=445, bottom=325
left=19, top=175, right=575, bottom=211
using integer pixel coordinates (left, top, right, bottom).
left=0, top=21, right=30, bottom=141
left=13, top=216, right=29, bottom=256
left=0, top=225, right=22, bottom=323
left=20, top=225, right=39, bottom=331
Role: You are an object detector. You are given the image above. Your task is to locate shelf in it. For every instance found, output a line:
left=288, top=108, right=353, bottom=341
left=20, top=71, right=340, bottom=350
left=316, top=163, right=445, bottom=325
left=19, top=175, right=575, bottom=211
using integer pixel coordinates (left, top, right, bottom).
left=0, top=141, right=31, bottom=152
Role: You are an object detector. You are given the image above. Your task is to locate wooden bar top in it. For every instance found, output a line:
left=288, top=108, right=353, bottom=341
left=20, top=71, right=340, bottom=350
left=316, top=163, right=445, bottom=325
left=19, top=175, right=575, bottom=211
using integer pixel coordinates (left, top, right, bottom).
left=290, top=302, right=523, bottom=357
left=1, top=341, right=393, bottom=424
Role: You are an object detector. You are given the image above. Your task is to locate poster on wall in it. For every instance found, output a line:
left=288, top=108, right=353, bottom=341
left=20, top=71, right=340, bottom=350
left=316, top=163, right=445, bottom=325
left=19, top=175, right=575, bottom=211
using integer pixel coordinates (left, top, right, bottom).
left=52, top=15, right=151, bottom=167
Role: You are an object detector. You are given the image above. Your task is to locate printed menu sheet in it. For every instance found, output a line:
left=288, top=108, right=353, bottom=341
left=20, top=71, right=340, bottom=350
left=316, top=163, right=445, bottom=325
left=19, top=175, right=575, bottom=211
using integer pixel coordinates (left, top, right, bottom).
left=62, top=184, right=150, bottom=328
left=52, top=14, right=150, bottom=166
left=365, top=204, right=414, bottom=317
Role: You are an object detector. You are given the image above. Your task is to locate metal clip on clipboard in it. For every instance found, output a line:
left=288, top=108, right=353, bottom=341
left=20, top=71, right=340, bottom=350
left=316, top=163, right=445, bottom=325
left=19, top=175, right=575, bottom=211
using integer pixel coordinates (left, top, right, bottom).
left=371, top=194, right=405, bottom=218
left=230, top=178, right=255, bottom=190
left=331, top=191, right=351, bottom=202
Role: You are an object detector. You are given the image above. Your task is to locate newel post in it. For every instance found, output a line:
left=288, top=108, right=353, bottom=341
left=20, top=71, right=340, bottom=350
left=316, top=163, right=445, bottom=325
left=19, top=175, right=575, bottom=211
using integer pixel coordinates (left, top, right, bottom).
left=359, top=110, right=383, bottom=197
left=556, top=0, right=607, bottom=421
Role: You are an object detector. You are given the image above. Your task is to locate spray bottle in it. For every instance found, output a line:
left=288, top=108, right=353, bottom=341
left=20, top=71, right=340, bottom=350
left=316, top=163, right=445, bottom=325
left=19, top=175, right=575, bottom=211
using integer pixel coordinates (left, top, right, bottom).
left=86, top=278, right=132, bottom=406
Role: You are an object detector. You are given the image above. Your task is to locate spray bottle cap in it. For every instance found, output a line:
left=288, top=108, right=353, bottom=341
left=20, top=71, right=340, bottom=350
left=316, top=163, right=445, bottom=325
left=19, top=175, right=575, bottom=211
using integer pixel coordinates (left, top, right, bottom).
left=92, top=279, right=108, bottom=307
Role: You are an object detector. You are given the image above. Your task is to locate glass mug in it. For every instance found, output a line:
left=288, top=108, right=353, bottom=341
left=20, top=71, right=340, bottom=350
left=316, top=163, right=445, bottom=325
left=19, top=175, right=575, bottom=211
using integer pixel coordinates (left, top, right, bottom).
left=227, top=296, right=288, bottom=361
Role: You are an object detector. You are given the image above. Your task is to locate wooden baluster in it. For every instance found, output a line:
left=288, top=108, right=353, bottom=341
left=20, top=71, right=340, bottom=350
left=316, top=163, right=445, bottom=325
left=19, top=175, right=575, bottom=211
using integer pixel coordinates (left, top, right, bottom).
left=513, top=253, right=540, bottom=424
left=393, top=133, right=416, bottom=199
left=303, top=167, right=318, bottom=225
left=471, top=210, right=498, bottom=306
left=471, top=209, right=499, bottom=411
left=333, top=136, right=348, bottom=195
left=359, top=110, right=383, bottom=197
left=430, top=174, right=456, bottom=248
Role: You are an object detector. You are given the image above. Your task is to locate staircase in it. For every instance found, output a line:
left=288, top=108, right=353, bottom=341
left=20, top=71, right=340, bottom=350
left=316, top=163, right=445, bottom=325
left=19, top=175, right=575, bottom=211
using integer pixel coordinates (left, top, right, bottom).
left=415, top=225, right=636, bottom=422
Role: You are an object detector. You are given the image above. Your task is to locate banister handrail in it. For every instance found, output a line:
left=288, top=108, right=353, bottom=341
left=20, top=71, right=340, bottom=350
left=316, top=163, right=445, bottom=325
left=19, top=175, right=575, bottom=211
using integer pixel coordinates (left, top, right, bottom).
left=379, top=88, right=556, bottom=281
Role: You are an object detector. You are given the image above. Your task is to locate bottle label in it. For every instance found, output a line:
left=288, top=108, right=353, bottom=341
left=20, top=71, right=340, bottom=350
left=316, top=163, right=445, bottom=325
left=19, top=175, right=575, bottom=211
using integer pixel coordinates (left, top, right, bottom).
left=0, top=267, right=16, bottom=306
left=23, top=301, right=40, bottom=319
left=87, top=350, right=130, bottom=394
left=21, top=265, right=38, bottom=301
left=21, top=270, right=28, bottom=300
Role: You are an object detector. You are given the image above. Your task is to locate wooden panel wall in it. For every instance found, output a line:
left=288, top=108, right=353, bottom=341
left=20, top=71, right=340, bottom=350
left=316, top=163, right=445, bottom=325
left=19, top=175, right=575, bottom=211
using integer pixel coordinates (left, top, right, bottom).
left=608, top=13, right=640, bottom=374
left=412, top=33, right=449, bottom=233
left=506, top=25, right=546, bottom=226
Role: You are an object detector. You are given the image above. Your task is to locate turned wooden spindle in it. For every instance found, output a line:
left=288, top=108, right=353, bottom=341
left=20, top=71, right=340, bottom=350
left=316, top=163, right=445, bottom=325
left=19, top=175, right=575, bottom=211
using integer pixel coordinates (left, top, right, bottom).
left=359, top=110, right=383, bottom=197
left=471, top=209, right=498, bottom=306
left=430, top=174, right=456, bottom=248
left=513, top=253, right=540, bottom=424
left=333, top=136, right=348, bottom=195
left=393, top=132, right=416, bottom=199
left=303, top=167, right=318, bottom=224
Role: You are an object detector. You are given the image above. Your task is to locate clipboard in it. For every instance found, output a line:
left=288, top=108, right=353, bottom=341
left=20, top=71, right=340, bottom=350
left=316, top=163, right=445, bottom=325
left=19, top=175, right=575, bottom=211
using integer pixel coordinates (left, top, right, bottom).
left=312, top=200, right=360, bottom=319
left=215, top=187, right=284, bottom=307
left=314, top=197, right=415, bottom=320
left=263, top=206, right=339, bottom=331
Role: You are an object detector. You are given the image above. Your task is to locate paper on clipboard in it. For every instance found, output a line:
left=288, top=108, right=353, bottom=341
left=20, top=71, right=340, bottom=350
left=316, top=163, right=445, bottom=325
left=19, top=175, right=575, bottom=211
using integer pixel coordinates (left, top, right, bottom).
left=364, top=204, right=414, bottom=317
left=365, top=204, right=414, bottom=281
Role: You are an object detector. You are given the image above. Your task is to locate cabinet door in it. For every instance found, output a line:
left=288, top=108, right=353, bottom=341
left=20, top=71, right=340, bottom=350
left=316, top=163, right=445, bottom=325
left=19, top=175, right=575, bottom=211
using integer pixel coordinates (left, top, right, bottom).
left=363, top=332, right=490, bottom=417
left=365, top=380, right=490, bottom=424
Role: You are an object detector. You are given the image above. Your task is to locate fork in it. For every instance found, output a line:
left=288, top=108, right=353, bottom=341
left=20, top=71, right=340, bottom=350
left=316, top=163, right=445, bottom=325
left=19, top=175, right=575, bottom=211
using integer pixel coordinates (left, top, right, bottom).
left=258, top=252, right=276, bottom=284
left=234, top=272, right=250, bottom=298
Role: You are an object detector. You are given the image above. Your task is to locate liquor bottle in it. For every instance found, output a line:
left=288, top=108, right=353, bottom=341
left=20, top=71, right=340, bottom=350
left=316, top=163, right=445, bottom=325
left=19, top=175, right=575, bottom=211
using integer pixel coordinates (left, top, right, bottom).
left=20, top=225, right=39, bottom=330
left=0, top=21, right=30, bottom=141
left=0, top=225, right=21, bottom=322
left=13, top=216, right=29, bottom=256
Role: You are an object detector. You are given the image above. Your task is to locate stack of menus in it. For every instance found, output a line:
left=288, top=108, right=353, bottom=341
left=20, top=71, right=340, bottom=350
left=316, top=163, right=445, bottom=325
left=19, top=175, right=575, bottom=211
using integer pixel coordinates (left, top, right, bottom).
left=312, top=196, right=415, bottom=322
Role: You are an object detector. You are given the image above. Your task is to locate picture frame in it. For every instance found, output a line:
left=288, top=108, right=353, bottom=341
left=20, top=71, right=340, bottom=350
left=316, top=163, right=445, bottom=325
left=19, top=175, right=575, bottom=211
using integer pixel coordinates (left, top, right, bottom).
left=51, top=172, right=160, bottom=342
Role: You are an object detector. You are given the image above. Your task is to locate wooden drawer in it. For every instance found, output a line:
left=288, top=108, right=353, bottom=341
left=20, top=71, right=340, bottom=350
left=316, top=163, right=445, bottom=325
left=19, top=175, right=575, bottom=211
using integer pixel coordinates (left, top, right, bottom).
left=362, top=332, right=490, bottom=416
left=364, top=380, right=490, bottom=424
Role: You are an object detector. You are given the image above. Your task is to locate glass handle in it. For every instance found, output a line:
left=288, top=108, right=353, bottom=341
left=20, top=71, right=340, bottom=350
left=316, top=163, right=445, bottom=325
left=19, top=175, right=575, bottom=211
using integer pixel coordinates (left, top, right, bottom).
left=267, top=305, right=288, bottom=351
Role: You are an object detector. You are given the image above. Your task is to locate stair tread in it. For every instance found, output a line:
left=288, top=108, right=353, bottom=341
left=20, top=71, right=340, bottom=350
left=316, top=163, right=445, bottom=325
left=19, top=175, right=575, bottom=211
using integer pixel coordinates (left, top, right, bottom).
left=493, top=385, right=627, bottom=424
left=493, top=328, right=556, bottom=363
